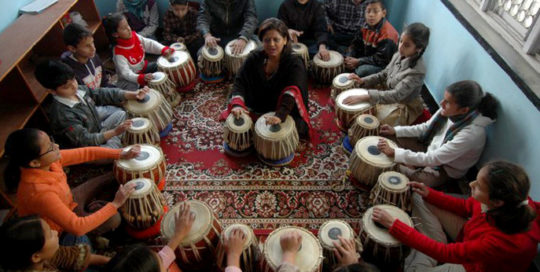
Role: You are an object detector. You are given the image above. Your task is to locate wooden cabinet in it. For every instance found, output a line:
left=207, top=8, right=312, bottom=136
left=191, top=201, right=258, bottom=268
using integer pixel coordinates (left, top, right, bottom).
left=0, top=0, right=108, bottom=156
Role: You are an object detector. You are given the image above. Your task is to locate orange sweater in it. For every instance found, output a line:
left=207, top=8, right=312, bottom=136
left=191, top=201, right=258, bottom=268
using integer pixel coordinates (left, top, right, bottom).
left=17, top=147, right=122, bottom=236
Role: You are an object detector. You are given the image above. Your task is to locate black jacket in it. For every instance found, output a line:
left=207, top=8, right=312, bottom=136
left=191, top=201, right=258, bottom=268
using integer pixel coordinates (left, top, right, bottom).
left=278, top=0, right=328, bottom=46
left=197, top=0, right=258, bottom=39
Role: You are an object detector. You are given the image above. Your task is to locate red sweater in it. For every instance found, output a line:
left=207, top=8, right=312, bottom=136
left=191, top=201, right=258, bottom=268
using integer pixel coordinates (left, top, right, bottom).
left=389, top=188, right=540, bottom=272
left=17, top=147, right=121, bottom=236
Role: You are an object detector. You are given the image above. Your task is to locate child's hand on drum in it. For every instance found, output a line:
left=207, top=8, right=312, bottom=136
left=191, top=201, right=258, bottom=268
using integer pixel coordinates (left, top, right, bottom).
left=224, top=228, right=247, bottom=267
left=372, top=207, right=396, bottom=229
left=377, top=139, right=395, bottom=157
left=409, top=181, right=430, bottom=197
left=333, top=236, right=360, bottom=267
left=231, top=39, right=247, bottom=55
left=144, top=73, right=154, bottom=83
left=231, top=107, right=248, bottom=118
left=288, top=29, right=303, bottom=43
left=114, top=119, right=133, bottom=136
left=168, top=202, right=196, bottom=250
left=264, top=115, right=282, bottom=125
left=204, top=33, right=221, bottom=48
left=344, top=57, right=360, bottom=70
left=347, top=73, right=364, bottom=85
left=120, top=144, right=141, bottom=159
left=164, top=47, right=175, bottom=58
left=379, top=124, right=396, bottom=136
left=280, top=231, right=303, bottom=264
left=343, top=94, right=369, bottom=105
left=111, top=182, right=136, bottom=208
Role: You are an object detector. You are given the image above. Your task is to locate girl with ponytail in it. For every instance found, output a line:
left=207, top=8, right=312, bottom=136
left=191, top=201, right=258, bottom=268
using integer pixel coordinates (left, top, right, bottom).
left=344, top=22, right=431, bottom=126
left=376, top=80, right=499, bottom=187
left=371, top=161, right=540, bottom=272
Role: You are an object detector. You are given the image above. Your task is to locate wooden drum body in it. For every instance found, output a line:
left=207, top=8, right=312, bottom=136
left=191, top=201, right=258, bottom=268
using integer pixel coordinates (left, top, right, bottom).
left=291, top=42, right=310, bottom=69
left=311, top=50, right=344, bottom=85
left=348, top=136, right=397, bottom=189
left=253, top=112, right=299, bottom=167
left=348, top=114, right=380, bottom=146
left=122, top=117, right=160, bottom=146
left=359, top=205, right=412, bottom=264
left=124, top=89, right=173, bottom=133
left=223, top=112, right=253, bottom=157
left=261, top=226, right=323, bottom=272
left=114, top=144, right=167, bottom=190
left=161, top=200, right=222, bottom=271
left=331, top=73, right=355, bottom=101
left=225, top=40, right=257, bottom=76
left=157, top=50, right=196, bottom=92
left=318, top=220, right=359, bottom=271
left=335, top=89, right=375, bottom=131
left=216, top=224, right=259, bottom=272
left=198, top=45, right=225, bottom=79
left=121, top=178, right=167, bottom=239
left=148, top=72, right=181, bottom=107
left=369, top=171, right=411, bottom=212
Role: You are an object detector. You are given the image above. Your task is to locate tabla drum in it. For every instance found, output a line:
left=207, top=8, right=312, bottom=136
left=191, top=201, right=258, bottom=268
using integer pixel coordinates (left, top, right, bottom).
left=331, top=73, right=355, bottom=101
left=359, top=205, right=412, bottom=264
left=335, top=89, right=375, bottom=131
left=161, top=200, right=222, bottom=271
left=198, top=45, right=225, bottom=83
left=253, top=112, right=299, bottom=167
left=157, top=50, right=197, bottom=92
left=121, top=117, right=160, bottom=146
left=348, top=136, right=397, bottom=189
left=318, top=220, right=359, bottom=271
left=225, top=39, right=257, bottom=76
left=171, top=42, right=187, bottom=52
left=148, top=72, right=181, bottom=107
left=343, top=114, right=380, bottom=154
left=369, top=171, right=411, bottom=212
left=311, top=50, right=344, bottom=85
left=124, top=89, right=173, bottom=135
left=216, top=224, right=259, bottom=272
left=261, top=226, right=323, bottom=272
left=114, top=144, right=167, bottom=191
left=121, top=178, right=167, bottom=239
left=223, top=112, right=253, bottom=157
left=291, top=42, right=310, bottom=69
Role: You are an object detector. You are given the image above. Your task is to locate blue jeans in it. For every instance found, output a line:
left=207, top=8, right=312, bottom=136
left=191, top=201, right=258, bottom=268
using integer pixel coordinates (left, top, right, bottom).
left=355, top=64, right=383, bottom=77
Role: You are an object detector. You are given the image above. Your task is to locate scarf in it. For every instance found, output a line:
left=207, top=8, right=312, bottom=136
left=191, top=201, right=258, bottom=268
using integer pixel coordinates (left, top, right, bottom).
left=419, top=110, right=480, bottom=145
left=123, top=0, right=148, bottom=20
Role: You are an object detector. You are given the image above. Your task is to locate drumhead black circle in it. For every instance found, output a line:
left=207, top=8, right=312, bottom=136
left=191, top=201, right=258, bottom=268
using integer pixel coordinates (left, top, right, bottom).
left=139, top=94, right=150, bottom=103
left=388, top=175, right=402, bottom=185
left=364, top=116, right=374, bottom=124
left=368, top=145, right=381, bottom=155
left=269, top=123, right=281, bottom=132
left=208, top=47, right=218, bottom=56
left=328, top=227, right=342, bottom=240
left=338, top=75, right=348, bottom=84
left=293, top=44, right=301, bottom=50
left=132, top=119, right=145, bottom=128
left=233, top=116, right=245, bottom=126
left=135, top=181, right=145, bottom=190
left=135, top=151, right=150, bottom=161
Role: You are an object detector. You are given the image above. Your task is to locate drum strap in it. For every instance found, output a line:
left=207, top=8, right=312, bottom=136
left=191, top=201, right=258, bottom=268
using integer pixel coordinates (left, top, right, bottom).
left=278, top=86, right=313, bottom=140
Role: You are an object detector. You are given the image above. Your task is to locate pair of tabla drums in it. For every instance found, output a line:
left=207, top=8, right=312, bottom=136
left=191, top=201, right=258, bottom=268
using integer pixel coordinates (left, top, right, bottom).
left=225, top=39, right=257, bottom=77
left=223, top=112, right=299, bottom=167
left=120, top=178, right=167, bottom=239
left=157, top=49, right=197, bottom=93
left=114, top=144, right=167, bottom=191
left=311, top=50, right=344, bottom=85
left=124, top=88, right=174, bottom=137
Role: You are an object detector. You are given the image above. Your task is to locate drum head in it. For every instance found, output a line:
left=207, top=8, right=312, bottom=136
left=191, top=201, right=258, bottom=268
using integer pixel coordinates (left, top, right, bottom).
left=336, top=89, right=372, bottom=112
left=161, top=200, right=214, bottom=245
left=125, top=89, right=161, bottom=113
left=379, top=171, right=409, bottom=192
left=150, top=72, right=167, bottom=84
left=225, top=40, right=257, bottom=57
left=333, top=73, right=354, bottom=88
left=125, top=178, right=154, bottom=198
left=354, top=136, right=397, bottom=168
left=129, top=117, right=152, bottom=132
left=202, top=45, right=224, bottom=61
left=171, top=42, right=187, bottom=51
left=225, top=112, right=253, bottom=133
left=318, top=220, right=354, bottom=249
left=291, top=42, right=308, bottom=54
left=116, top=144, right=162, bottom=170
left=265, top=227, right=322, bottom=271
left=254, top=112, right=295, bottom=141
left=313, top=50, right=343, bottom=68
left=355, top=114, right=380, bottom=129
left=158, top=51, right=190, bottom=68
left=222, top=224, right=254, bottom=250
left=362, top=205, right=413, bottom=245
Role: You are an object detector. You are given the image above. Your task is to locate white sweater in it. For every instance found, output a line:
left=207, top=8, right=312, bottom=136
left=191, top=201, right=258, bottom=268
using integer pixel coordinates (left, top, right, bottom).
left=394, top=109, right=495, bottom=178
left=113, top=33, right=165, bottom=84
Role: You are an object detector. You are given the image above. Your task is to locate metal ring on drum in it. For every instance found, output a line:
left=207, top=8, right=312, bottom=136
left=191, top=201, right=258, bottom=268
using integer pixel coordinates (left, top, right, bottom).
left=253, top=112, right=299, bottom=167
left=223, top=112, right=254, bottom=157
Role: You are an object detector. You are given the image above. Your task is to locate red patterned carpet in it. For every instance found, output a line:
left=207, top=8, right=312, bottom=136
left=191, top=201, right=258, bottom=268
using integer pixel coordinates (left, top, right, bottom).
left=159, top=80, right=368, bottom=233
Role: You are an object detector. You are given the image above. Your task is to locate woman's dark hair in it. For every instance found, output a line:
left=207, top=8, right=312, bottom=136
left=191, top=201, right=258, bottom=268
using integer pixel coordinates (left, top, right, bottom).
left=102, top=12, right=126, bottom=45
left=170, top=0, right=188, bottom=5
left=3, top=128, right=42, bottom=192
left=0, top=215, right=45, bottom=270
left=104, top=244, right=160, bottom=272
left=483, top=161, right=536, bottom=234
left=34, top=59, right=76, bottom=90
left=258, top=17, right=292, bottom=56
left=446, top=80, right=499, bottom=119
left=402, top=22, right=430, bottom=68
